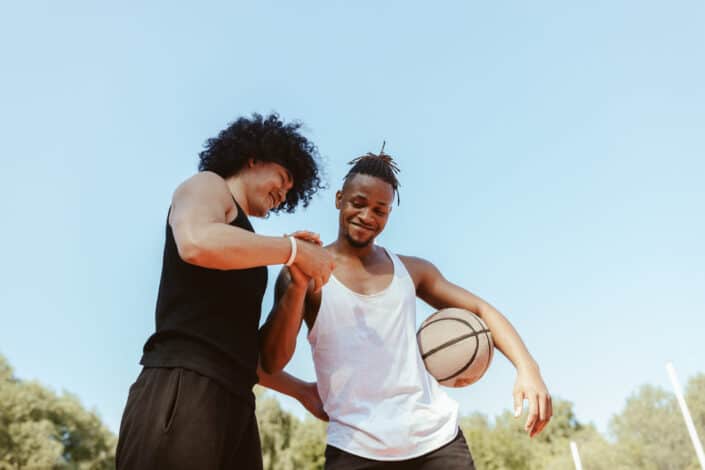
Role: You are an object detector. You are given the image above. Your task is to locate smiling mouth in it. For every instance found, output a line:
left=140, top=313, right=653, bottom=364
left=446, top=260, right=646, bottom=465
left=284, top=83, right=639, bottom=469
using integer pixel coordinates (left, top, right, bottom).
left=350, top=222, right=375, bottom=232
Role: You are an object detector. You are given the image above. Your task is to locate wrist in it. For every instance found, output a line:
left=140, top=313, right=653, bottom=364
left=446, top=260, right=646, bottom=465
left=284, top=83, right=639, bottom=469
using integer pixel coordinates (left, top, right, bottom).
left=292, top=379, right=310, bottom=401
left=515, top=359, right=539, bottom=374
left=287, top=281, right=308, bottom=296
left=284, top=236, right=298, bottom=266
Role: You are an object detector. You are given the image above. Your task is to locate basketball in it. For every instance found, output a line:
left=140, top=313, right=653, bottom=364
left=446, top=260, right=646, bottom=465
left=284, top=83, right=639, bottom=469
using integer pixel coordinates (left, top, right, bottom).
left=417, top=308, right=494, bottom=387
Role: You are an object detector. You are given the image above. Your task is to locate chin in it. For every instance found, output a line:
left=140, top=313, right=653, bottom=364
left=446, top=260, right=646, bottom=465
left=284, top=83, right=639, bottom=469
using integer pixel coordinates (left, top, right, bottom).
left=252, top=206, right=270, bottom=218
left=346, top=234, right=373, bottom=248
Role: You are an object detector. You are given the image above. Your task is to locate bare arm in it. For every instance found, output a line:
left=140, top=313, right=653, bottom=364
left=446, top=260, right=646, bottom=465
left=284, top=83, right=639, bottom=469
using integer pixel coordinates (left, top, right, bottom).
left=406, top=256, right=537, bottom=371
left=169, top=172, right=292, bottom=270
left=257, top=363, right=308, bottom=398
left=259, top=267, right=310, bottom=373
left=257, top=364, right=328, bottom=421
left=402, top=255, right=552, bottom=438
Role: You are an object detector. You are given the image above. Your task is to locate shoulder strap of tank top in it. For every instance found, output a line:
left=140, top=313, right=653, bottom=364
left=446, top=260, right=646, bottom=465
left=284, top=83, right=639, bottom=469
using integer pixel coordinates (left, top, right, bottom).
left=230, top=197, right=252, bottom=228
left=384, top=248, right=411, bottom=280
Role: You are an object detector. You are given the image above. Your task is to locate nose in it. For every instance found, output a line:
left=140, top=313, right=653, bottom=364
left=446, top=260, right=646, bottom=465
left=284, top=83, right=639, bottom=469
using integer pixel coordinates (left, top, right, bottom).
left=277, top=188, right=288, bottom=205
left=358, top=208, right=375, bottom=225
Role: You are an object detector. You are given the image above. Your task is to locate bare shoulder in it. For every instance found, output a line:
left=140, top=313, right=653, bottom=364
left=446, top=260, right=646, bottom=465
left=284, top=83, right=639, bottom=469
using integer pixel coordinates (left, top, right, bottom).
left=174, top=171, right=230, bottom=201
left=397, top=254, right=436, bottom=274
left=397, top=254, right=440, bottom=287
left=170, top=171, right=233, bottom=224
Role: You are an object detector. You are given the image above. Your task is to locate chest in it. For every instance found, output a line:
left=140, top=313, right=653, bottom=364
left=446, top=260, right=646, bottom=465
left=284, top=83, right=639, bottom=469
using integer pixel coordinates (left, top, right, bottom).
left=333, top=262, right=394, bottom=296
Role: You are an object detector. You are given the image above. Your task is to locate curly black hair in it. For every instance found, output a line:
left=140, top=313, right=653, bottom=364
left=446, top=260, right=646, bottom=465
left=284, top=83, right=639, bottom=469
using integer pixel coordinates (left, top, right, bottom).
left=198, top=113, right=325, bottom=213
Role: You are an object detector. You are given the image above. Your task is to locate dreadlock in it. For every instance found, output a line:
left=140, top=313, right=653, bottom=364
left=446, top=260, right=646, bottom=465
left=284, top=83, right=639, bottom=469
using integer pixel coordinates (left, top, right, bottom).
left=344, top=142, right=401, bottom=205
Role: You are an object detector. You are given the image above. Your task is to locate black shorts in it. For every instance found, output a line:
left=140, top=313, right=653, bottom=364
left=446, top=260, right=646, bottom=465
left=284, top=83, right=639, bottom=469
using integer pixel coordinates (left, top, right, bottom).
left=324, top=429, right=476, bottom=470
left=116, top=367, right=262, bottom=470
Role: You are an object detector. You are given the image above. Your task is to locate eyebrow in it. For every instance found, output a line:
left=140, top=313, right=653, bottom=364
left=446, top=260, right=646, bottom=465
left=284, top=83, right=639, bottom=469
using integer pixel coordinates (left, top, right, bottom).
left=351, top=194, right=389, bottom=206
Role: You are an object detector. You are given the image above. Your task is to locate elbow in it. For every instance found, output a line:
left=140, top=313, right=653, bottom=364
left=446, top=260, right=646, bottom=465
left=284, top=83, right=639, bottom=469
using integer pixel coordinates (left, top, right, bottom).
left=259, top=354, right=285, bottom=375
left=177, top=236, right=209, bottom=266
left=259, top=344, right=292, bottom=375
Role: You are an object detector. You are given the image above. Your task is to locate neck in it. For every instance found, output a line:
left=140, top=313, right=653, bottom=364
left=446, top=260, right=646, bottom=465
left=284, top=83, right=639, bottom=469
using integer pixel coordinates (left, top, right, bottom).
left=333, top=236, right=377, bottom=260
left=225, top=175, right=250, bottom=215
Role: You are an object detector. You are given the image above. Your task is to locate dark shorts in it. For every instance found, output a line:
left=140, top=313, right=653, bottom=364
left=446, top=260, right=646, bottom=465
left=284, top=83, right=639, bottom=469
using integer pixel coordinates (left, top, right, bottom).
left=116, top=367, right=262, bottom=470
left=324, top=429, right=476, bottom=470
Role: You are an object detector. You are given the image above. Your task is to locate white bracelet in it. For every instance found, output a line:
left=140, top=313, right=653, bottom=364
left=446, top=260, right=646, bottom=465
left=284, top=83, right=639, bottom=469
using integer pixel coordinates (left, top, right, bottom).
left=285, top=236, right=297, bottom=266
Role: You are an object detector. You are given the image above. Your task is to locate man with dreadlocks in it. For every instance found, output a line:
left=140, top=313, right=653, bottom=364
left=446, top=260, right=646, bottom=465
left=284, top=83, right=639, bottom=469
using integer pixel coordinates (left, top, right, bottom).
left=258, top=146, right=552, bottom=469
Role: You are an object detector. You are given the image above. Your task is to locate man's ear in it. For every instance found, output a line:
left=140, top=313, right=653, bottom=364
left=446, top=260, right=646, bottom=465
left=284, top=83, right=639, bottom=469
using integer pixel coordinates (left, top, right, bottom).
left=335, top=190, right=343, bottom=209
left=247, top=157, right=256, bottom=168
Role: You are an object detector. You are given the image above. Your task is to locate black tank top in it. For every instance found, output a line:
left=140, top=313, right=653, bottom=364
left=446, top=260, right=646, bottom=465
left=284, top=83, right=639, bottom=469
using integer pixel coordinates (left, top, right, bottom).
left=140, top=200, right=268, bottom=404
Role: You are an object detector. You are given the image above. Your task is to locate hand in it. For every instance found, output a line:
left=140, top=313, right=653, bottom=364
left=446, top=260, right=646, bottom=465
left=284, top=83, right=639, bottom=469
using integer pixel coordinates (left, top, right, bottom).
left=513, top=366, right=552, bottom=438
left=287, top=263, right=310, bottom=291
left=286, top=230, right=323, bottom=246
left=293, top=241, right=334, bottom=293
left=296, top=381, right=329, bottom=422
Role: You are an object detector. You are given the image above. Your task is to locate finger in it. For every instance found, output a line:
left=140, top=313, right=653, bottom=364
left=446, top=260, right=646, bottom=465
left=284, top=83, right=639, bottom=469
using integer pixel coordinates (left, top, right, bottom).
left=286, top=264, right=301, bottom=282
left=531, top=419, right=548, bottom=438
left=513, top=391, right=523, bottom=418
left=303, top=238, right=322, bottom=247
left=288, top=263, right=301, bottom=275
left=293, top=231, right=321, bottom=242
left=293, top=230, right=316, bottom=236
left=321, top=271, right=331, bottom=286
left=525, top=394, right=539, bottom=433
left=313, top=277, right=322, bottom=293
left=538, top=393, right=547, bottom=422
left=532, top=402, right=551, bottom=438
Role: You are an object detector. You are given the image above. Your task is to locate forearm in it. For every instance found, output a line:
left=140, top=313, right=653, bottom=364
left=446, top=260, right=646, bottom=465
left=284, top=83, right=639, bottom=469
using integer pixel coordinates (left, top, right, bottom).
left=259, top=286, right=307, bottom=373
left=257, top=364, right=307, bottom=399
left=179, top=223, right=292, bottom=270
left=475, top=301, right=538, bottom=372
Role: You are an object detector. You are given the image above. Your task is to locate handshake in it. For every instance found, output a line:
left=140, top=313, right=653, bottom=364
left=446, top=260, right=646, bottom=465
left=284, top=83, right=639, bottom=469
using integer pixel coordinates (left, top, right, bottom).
left=283, top=230, right=335, bottom=293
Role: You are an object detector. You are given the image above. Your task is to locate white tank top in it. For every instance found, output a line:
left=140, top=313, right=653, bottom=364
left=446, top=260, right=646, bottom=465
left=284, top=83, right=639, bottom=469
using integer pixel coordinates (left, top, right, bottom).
left=307, top=248, right=459, bottom=460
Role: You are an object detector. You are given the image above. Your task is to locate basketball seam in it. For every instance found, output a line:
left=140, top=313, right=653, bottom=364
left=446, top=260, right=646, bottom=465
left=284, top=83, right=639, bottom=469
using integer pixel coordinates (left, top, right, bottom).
left=436, top=320, right=480, bottom=383
left=418, top=314, right=494, bottom=384
left=420, top=329, right=491, bottom=360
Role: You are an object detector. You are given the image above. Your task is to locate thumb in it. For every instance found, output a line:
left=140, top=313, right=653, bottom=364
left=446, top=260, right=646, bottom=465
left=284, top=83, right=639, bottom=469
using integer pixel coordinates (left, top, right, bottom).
left=288, top=263, right=304, bottom=277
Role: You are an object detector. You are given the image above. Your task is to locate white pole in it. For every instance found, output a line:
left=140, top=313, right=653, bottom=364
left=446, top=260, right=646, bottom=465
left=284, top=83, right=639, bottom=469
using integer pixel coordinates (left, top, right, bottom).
left=570, top=441, right=583, bottom=470
left=666, top=361, right=705, bottom=469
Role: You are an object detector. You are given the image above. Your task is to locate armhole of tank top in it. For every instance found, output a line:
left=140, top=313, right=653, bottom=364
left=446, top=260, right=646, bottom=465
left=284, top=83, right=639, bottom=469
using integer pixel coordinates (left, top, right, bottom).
left=390, top=251, right=418, bottom=295
left=385, top=249, right=407, bottom=280
left=228, top=197, right=241, bottom=225
left=306, top=288, right=325, bottom=343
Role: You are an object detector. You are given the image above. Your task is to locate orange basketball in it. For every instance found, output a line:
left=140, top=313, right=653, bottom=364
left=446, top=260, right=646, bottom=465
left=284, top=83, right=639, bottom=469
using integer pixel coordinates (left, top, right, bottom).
left=417, top=308, right=494, bottom=387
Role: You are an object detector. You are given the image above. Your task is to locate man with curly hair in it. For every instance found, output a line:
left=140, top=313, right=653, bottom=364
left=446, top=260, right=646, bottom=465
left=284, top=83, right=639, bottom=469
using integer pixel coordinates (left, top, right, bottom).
left=116, top=113, right=334, bottom=469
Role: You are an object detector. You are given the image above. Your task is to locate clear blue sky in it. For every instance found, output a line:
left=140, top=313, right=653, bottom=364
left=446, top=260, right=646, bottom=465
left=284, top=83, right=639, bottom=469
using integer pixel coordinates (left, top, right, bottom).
left=1, top=1, right=703, bottom=436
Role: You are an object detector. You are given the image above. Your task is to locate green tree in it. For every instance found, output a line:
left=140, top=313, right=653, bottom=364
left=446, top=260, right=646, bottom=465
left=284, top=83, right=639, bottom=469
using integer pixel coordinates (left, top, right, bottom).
left=0, top=355, right=116, bottom=469
left=684, top=373, right=705, bottom=446
left=282, top=417, right=327, bottom=470
left=462, top=410, right=533, bottom=470
left=609, top=375, right=705, bottom=470
left=255, top=387, right=327, bottom=470
left=255, top=375, right=705, bottom=470
left=255, top=387, right=298, bottom=470
left=461, top=398, right=623, bottom=470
